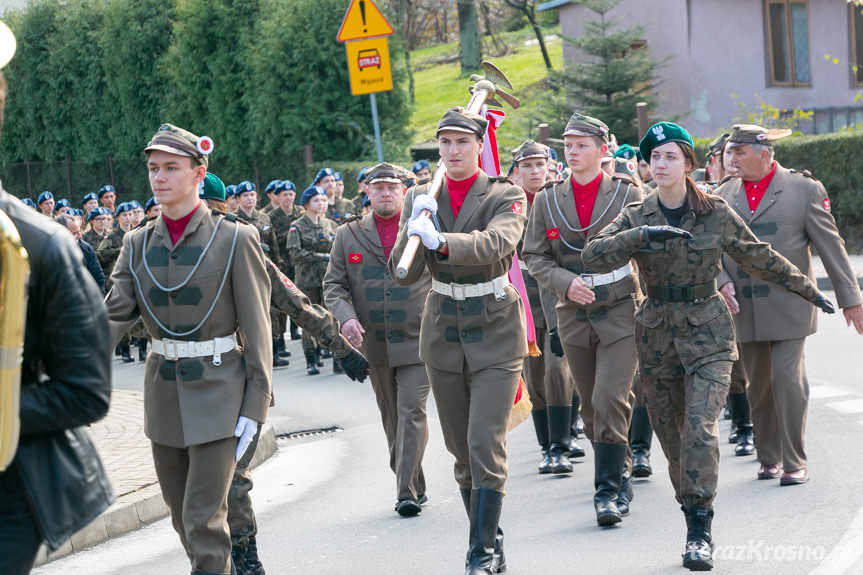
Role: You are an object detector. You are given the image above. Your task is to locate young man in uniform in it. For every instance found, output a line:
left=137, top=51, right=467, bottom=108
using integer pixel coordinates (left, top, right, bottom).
left=316, top=167, right=353, bottom=224
left=523, top=113, right=643, bottom=527
left=98, top=184, right=117, bottom=213
left=105, top=123, right=273, bottom=575
left=325, top=162, right=432, bottom=517
left=716, top=124, right=863, bottom=485
left=36, top=191, right=54, bottom=217
left=82, top=191, right=99, bottom=214
left=261, top=179, right=282, bottom=215
left=390, top=107, right=527, bottom=575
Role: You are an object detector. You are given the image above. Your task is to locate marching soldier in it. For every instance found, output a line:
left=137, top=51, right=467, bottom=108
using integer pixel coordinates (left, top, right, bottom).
left=716, top=124, right=863, bottom=485
left=324, top=162, right=432, bottom=516
left=390, top=107, right=527, bottom=575
left=287, top=185, right=338, bottom=374
left=511, top=140, right=584, bottom=475
left=269, top=179, right=303, bottom=345
left=522, top=113, right=642, bottom=527
left=105, top=123, right=273, bottom=575
left=582, top=121, right=833, bottom=570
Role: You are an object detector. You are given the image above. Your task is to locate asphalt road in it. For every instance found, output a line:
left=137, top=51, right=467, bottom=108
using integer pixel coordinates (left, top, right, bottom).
left=33, top=290, right=863, bottom=575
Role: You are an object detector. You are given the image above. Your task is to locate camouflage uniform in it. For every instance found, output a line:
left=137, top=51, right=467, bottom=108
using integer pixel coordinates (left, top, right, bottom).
left=326, top=198, right=354, bottom=224
left=581, top=191, right=821, bottom=509
left=269, top=204, right=304, bottom=342
left=97, top=226, right=126, bottom=291
left=286, top=213, right=338, bottom=353
left=235, top=208, right=280, bottom=265
left=83, top=227, right=107, bottom=248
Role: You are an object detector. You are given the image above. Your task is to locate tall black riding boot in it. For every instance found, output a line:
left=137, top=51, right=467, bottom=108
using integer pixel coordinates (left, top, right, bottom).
left=314, top=346, right=325, bottom=367
left=231, top=543, right=247, bottom=575
left=629, top=406, right=653, bottom=477
left=460, top=489, right=504, bottom=573
left=332, top=356, right=344, bottom=374
left=244, top=535, right=265, bottom=575
left=617, top=467, right=634, bottom=516
left=571, top=392, right=584, bottom=438
left=682, top=506, right=714, bottom=571
left=530, top=410, right=553, bottom=474
left=728, top=392, right=754, bottom=456
left=289, top=319, right=301, bottom=340
left=465, top=488, right=505, bottom=575
left=305, top=352, right=320, bottom=375
left=593, top=443, right=626, bottom=526
left=277, top=334, right=290, bottom=358
left=547, top=406, right=573, bottom=474
left=120, top=344, right=134, bottom=363
left=272, top=341, right=288, bottom=368
left=137, top=339, right=148, bottom=361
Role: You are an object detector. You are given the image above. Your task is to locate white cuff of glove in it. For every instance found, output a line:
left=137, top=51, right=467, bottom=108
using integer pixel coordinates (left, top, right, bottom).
left=407, top=217, right=441, bottom=250
left=410, top=194, right=438, bottom=220
left=234, top=416, right=258, bottom=462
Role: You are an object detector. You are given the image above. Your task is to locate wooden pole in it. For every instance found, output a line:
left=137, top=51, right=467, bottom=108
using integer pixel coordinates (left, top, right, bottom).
left=538, top=123, right=550, bottom=146
left=636, top=102, right=649, bottom=139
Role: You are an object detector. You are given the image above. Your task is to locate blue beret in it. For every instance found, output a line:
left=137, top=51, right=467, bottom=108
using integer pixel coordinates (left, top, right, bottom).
left=82, top=192, right=98, bottom=205
left=357, top=167, right=368, bottom=183
left=225, top=185, right=237, bottom=198
left=334, top=172, right=343, bottom=182
left=299, top=185, right=327, bottom=206
left=362, top=195, right=371, bottom=208
left=144, top=197, right=159, bottom=212
left=71, top=208, right=85, bottom=217
left=236, top=181, right=256, bottom=195
left=54, top=198, right=71, bottom=210
left=639, top=122, right=694, bottom=161
left=411, top=159, right=430, bottom=174
left=115, top=202, right=134, bottom=216
left=128, top=200, right=143, bottom=210
left=547, top=147, right=558, bottom=161
left=276, top=180, right=296, bottom=193
left=264, top=179, right=282, bottom=195
left=22, top=198, right=37, bottom=208
left=37, top=191, right=54, bottom=205
left=313, top=168, right=335, bottom=184
left=98, top=185, right=115, bottom=199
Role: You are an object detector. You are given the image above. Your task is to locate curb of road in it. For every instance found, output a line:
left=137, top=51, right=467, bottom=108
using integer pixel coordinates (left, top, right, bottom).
left=817, top=276, right=863, bottom=291
left=33, top=422, right=278, bottom=567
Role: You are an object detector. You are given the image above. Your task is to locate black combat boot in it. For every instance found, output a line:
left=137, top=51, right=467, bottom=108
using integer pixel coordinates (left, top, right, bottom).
left=244, top=535, right=265, bottom=575
left=120, top=344, right=134, bottom=363
left=320, top=346, right=332, bottom=359
left=465, top=488, right=506, bottom=575
left=460, top=489, right=504, bottom=574
left=332, top=357, right=344, bottom=374
left=314, top=347, right=325, bottom=367
left=728, top=392, right=755, bottom=456
left=230, top=543, right=247, bottom=575
left=138, top=339, right=148, bottom=362
left=277, top=334, right=290, bottom=358
left=289, top=320, right=301, bottom=340
left=593, top=443, right=626, bottom=526
left=530, top=410, right=553, bottom=474
left=114, top=344, right=121, bottom=357
left=272, top=341, right=288, bottom=368
left=547, top=406, right=573, bottom=474
left=617, top=467, right=634, bottom=516
left=682, top=506, right=714, bottom=571
left=305, top=352, right=320, bottom=376
left=630, top=406, right=653, bottom=477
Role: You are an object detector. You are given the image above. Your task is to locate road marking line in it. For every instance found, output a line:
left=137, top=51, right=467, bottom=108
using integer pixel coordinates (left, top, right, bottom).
left=808, top=503, right=863, bottom=575
left=826, top=399, right=863, bottom=414
left=809, top=385, right=849, bottom=399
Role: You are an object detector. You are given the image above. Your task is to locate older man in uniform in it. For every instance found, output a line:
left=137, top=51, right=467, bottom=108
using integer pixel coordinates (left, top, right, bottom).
left=324, top=162, right=432, bottom=517
left=716, top=124, right=863, bottom=485
left=105, top=123, right=272, bottom=575
left=523, top=113, right=642, bottom=527
left=390, top=107, right=527, bottom=575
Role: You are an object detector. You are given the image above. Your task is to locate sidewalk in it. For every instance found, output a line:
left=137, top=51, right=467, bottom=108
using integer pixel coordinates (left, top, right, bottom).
left=33, top=389, right=278, bottom=567
left=812, top=254, right=863, bottom=290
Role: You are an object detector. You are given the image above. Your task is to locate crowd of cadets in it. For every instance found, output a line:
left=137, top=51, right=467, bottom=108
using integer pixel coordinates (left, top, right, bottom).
left=14, top=113, right=862, bottom=574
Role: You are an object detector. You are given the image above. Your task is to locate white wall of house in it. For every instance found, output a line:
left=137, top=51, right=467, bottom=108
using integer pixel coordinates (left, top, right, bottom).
left=559, top=0, right=860, bottom=138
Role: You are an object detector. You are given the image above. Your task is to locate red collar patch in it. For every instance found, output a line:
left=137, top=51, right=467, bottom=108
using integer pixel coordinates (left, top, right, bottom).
left=546, top=227, right=560, bottom=240
left=349, top=252, right=363, bottom=263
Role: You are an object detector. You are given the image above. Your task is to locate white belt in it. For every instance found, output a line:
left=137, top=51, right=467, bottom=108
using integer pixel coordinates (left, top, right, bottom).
left=580, top=262, right=633, bottom=289
left=431, top=275, right=510, bottom=302
left=151, top=333, right=238, bottom=366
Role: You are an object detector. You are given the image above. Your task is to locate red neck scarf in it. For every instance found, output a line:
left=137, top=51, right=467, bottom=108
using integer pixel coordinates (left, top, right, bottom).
left=163, top=202, right=201, bottom=246
left=445, top=170, right=480, bottom=219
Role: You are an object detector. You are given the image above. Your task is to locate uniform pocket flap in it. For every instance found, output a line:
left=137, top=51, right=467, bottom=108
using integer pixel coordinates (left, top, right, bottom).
left=687, top=297, right=723, bottom=326
left=634, top=301, right=664, bottom=328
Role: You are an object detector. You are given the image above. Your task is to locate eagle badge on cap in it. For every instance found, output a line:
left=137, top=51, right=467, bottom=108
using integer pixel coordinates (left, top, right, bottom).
left=652, top=125, right=665, bottom=141
left=196, top=136, right=214, bottom=155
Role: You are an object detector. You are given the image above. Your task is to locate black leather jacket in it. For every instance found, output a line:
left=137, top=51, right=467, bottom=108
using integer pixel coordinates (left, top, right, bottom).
left=79, top=237, right=106, bottom=294
left=1, top=187, right=114, bottom=550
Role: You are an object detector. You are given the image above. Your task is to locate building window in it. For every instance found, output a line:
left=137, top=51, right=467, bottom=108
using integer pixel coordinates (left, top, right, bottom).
left=851, top=3, right=863, bottom=86
left=765, top=0, right=811, bottom=86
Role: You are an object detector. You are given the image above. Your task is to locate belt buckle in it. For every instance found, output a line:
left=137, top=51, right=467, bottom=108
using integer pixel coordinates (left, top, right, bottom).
left=451, top=283, right=466, bottom=301
left=580, top=274, right=595, bottom=289
left=162, top=338, right=179, bottom=361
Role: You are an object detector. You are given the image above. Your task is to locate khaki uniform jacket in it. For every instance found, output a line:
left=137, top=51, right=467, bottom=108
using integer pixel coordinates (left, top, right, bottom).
left=582, top=192, right=820, bottom=377
left=715, top=163, right=862, bottom=341
left=389, top=172, right=528, bottom=373
left=324, top=213, right=430, bottom=367
left=105, top=207, right=273, bottom=448
left=286, top=214, right=338, bottom=289
left=522, top=173, right=642, bottom=348
left=236, top=208, right=280, bottom=266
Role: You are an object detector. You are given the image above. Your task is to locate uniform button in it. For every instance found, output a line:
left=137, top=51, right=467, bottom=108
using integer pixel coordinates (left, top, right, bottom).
left=385, top=289, right=392, bottom=296
left=461, top=331, right=467, bottom=337
left=459, top=305, right=466, bottom=312
left=385, top=312, right=391, bottom=319
left=179, top=367, right=187, bottom=375
left=171, top=251, right=178, bottom=260
left=170, top=291, right=178, bottom=299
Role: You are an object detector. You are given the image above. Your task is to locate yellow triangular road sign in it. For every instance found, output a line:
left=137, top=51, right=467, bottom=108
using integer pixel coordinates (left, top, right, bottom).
left=337, top=0, right=393, bottom=43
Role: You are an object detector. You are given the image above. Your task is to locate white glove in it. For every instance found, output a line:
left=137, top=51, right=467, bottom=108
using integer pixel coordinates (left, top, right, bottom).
left=407, top=217, right=441, bottom=250
left=410, top=194, right=438, bottom=220
left=234, top=416, right=258, bottom=462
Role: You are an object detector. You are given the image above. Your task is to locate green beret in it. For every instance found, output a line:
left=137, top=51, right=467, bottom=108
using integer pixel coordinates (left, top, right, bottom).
left=639, top=122, right=694, bottom=161
left=366, top=162, right=408, bottom=185
left=511, top=140, right=549, bottom=163
left=726, top=124, right=791, bottom=148
left=199, top=172, right=226, bottom=201
left=614, top=144, right=637, bottom=160
left=563, top=113, right=609, bottom=142
left=145, top=123, right=213, bottom=167
left=436, top=107, right=487, bottom=137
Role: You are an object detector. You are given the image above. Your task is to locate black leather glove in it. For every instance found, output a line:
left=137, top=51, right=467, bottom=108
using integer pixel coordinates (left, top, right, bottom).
left=814, top=293, right=835, bottom=314
left=641, top=225, right=693, bottom=242
left=549, top=328, right=564, bottom=358
left=339, top=349, right=370, bottom=382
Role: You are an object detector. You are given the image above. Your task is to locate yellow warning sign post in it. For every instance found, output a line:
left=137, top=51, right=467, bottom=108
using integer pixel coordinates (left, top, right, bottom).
left=337, top=0, right=394, bottom=162
left=345, top=37, right=392, bottom=96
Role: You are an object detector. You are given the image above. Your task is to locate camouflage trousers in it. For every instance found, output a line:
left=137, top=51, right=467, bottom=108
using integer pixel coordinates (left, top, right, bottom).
left=299, top=287, right=324, bottom=354
left=228, top=424, right=261, bottom=547
left=641, top=359, right=732, bottom=509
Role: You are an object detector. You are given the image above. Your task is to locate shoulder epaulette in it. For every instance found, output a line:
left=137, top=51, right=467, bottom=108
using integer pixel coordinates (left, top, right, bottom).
left=718, top=175, right=735, bottom=185
left=211, top=209, right=246, bottom=224
left=611, top=174, right=636, bottom=185
left=543, top=180, right=558, bottom=190
left=789, top=169, right=818, bottom=181
left=494, top=175, right=513, bottom=184
left=416, top=177, right=430, bottom=186
left=339, top=214, right=361, bottom=226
